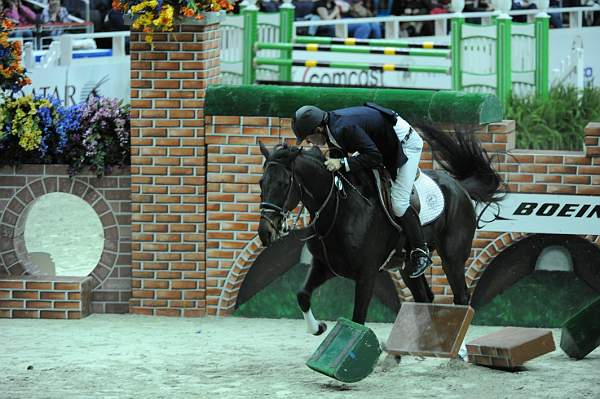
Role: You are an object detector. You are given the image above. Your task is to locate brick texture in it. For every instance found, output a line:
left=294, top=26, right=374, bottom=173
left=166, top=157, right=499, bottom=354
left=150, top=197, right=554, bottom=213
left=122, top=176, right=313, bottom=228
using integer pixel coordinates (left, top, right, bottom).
left=0, top=276, right=93, bottom=319
left=129, top=21, right=221, bottom=317
left=0, top=165, right=131, bottom=314
left=204, top=118, right=600, bottom=316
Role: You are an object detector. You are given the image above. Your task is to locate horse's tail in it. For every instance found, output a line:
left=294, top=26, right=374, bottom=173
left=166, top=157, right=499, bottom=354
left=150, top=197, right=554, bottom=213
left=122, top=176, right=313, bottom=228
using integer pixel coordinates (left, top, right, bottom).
left=417, top=124, right=505, bottom=204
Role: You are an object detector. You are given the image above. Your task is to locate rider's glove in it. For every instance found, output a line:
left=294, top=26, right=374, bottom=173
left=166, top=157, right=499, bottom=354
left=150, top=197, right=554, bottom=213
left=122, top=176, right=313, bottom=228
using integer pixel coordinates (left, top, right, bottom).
left=324, top=158, right=342, bottom=172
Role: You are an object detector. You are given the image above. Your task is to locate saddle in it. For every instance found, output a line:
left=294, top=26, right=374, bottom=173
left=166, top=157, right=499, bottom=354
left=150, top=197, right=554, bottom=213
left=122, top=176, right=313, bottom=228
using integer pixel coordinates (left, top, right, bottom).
left=373, top=168, right=445, bottom=231
left=373, top=168, right=421, bottom=232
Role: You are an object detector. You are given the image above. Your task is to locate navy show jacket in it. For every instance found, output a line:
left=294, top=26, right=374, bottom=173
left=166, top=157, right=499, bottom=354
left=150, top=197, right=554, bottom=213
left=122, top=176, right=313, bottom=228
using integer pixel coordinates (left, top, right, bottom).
left=325, top=105, right=407, bottom=180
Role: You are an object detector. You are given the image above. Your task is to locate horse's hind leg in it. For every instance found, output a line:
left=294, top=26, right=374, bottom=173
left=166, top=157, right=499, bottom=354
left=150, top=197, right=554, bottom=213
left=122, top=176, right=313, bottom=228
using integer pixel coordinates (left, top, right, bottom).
left=298, top=260, right=333, bottom=335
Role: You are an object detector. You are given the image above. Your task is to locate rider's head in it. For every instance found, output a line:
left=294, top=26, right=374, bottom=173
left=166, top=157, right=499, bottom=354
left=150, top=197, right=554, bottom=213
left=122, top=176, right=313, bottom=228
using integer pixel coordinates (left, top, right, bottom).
left=292, top=105, right=327, bottom=146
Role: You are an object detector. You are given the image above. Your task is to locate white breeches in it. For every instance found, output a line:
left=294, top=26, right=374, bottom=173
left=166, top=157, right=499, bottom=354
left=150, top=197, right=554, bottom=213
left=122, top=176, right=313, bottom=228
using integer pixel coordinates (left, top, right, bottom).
left=390, top=119, right=423, bottom=217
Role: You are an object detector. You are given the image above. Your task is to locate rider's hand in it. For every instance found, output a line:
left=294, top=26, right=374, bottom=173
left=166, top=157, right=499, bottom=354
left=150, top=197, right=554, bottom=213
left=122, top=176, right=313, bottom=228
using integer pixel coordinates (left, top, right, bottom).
left=324, top=158, right=342, bottom=172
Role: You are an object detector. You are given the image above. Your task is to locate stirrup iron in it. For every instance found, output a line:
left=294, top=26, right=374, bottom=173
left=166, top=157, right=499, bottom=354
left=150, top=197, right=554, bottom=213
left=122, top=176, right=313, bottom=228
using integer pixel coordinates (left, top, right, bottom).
left=409, top=247, right=431, bottom=279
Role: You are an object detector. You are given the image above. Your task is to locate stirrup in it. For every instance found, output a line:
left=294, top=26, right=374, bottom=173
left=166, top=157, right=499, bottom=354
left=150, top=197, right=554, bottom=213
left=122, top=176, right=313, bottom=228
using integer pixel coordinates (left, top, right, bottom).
left=409, top=247, right=431, bottom=279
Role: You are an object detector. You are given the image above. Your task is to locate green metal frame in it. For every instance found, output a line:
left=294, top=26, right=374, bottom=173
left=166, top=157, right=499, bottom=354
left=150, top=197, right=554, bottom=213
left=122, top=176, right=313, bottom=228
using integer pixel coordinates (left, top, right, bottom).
left=496, top=15, right=512, bottom=109
left=237, top=4, right=550, bottom=105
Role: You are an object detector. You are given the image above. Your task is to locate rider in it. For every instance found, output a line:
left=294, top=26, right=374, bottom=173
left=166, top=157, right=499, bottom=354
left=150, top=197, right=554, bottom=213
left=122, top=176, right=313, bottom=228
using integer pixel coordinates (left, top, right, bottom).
left=292, top=103, right=432, bottom=278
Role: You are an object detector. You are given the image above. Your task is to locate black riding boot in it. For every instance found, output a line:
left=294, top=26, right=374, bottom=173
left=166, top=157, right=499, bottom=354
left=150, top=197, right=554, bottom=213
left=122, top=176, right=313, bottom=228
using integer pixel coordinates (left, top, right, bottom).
left=398, top=207, right=432, bottom=278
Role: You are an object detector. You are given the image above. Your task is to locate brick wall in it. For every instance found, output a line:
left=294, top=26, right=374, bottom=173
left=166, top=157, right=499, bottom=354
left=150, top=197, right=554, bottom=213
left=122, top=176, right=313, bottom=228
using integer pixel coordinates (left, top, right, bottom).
left=0, top=165, right=131, bottom=316
left=0, top=276, right=93, bottom=319
left=129, top=19, right=221, bottom=317
left=204, top=117, right=600, bottom=314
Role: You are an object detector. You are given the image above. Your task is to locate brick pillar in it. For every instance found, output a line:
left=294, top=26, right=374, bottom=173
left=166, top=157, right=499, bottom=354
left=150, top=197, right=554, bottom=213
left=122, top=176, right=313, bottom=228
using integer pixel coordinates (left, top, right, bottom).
left=129, top=16, right=222, bottom=317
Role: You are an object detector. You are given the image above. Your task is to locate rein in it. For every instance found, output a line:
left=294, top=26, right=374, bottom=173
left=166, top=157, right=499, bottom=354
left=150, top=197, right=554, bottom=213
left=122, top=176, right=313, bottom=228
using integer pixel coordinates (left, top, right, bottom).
left=259, top=155, right=345, bottom=277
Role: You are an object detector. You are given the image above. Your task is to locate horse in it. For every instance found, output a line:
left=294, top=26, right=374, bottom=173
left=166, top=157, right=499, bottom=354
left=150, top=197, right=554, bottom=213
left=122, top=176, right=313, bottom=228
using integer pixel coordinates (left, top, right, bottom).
left=257, top=126, right=504, bottom=335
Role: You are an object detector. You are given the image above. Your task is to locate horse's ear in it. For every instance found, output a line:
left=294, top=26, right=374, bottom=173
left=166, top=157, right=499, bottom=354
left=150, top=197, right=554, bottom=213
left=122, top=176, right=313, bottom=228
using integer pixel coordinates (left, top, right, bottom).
left=259, top=141, right=270, bottom=159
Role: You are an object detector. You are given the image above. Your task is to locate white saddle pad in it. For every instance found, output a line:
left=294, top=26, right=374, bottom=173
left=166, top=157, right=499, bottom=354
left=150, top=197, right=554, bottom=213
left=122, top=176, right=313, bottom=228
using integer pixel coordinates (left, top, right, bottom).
left=414, top=172, right=444, bottom=225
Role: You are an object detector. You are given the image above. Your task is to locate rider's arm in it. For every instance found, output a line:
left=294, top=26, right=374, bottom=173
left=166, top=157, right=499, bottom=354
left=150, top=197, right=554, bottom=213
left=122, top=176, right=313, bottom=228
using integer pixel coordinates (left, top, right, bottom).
left=338, top=125, right=383, bottom=171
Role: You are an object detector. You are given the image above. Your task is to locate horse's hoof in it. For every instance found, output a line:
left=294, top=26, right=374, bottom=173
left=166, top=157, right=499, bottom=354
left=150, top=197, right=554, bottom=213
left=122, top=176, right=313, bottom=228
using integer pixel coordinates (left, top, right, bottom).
left=379, top=353, right=401, bottom=372
left=314, top=322, right=327, bottom=336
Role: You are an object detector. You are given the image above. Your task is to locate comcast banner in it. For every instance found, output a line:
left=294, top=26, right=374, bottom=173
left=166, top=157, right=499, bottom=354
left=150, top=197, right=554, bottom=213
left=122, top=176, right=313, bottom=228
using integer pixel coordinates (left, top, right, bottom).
left=476, top=193, right=600, bottom=235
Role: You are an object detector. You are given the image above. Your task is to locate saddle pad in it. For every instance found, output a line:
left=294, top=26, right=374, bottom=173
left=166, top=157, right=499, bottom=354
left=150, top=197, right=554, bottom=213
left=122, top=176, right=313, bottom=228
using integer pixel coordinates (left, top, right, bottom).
left=414, top=172, right=444, bottom=225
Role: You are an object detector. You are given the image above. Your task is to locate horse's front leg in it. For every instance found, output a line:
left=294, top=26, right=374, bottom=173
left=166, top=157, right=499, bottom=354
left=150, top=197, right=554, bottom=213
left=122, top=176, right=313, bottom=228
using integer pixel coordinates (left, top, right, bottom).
left=352, top=274, right=377, bottom=324
left=298, top=260, right=333, bottom=335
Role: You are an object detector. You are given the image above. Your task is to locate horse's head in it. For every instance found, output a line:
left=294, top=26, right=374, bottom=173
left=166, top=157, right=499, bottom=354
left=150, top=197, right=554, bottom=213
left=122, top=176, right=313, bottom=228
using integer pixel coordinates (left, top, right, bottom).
left=257, top=142, right=305, bottom=247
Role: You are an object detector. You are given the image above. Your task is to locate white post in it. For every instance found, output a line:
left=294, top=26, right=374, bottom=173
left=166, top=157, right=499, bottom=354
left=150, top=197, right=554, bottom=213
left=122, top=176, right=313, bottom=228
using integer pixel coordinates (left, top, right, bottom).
left=112, top=35, right=126, bottom=58
left=23, top=41, right=34, bottom=70
left=568, top=10, right=581, bottom=28
left=58, top=35, right=73, bottom=66
left=434, top=18, right=448, bottom=36
left=335, top=23, right=348, bottom=38
left=384, top=20, right=399, bottom=39
left=576, top=47, right=584, bottom=91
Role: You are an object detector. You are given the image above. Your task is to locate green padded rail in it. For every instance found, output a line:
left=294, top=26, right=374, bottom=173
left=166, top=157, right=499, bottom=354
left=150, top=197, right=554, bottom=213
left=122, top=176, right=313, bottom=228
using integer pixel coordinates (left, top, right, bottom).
left=205, top=85, right=503, bottom=125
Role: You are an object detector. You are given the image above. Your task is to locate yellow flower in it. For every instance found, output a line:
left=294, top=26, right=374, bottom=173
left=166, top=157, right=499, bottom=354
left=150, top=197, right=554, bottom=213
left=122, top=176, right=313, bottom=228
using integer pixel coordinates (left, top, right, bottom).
left=130, top=0, right=157, bottom=14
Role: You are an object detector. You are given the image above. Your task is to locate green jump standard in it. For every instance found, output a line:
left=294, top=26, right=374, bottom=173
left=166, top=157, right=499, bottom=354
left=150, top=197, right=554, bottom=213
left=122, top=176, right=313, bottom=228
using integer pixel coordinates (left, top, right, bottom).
left=205, top=85, right=503, bottom=125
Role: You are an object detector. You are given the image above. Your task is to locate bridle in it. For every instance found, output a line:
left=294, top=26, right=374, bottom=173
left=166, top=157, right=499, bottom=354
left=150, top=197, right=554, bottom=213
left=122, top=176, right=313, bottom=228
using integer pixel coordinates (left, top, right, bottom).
left=259, top=153, right=377, bottom=278
left=259, top=157, right=340, bottom=242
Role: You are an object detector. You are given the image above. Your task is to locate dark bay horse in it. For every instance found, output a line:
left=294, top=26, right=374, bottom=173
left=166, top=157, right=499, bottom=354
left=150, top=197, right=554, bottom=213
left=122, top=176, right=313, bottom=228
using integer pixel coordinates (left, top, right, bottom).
left=257, top=126, right=504, bottom=335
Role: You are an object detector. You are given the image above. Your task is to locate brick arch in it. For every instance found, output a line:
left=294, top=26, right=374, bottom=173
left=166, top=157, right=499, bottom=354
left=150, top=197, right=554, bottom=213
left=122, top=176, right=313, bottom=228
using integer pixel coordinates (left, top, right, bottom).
left=216, top=235, right=265, bottom=316
left=465, top=232, right=600, bottom=291
left=465, top=232, right=529, bottom=290
left=0, top=176, right=119, bottom=289
left=215, top=235, right=414, bottom=315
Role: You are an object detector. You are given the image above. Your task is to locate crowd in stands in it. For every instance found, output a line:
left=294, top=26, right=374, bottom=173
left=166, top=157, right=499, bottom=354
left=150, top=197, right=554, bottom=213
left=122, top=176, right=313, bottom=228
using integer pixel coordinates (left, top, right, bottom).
left=1, top=0, right=598, bottom=45
left=1, top=0, right=125, bottom=43
left=244, top=0, right=600, bottom=38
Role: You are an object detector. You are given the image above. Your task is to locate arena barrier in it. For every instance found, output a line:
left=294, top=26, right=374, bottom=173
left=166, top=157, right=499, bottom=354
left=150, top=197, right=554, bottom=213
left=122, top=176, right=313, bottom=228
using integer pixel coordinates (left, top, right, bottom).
left=237, top=0, right=552, bottom=107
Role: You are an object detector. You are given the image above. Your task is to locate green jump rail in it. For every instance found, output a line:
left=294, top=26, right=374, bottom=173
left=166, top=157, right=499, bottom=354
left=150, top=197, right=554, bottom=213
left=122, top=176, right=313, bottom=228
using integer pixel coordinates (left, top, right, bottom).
left=254, top=58, right=450, bottom=74
left=256, top=42, right=450, bottom=58
left=295, top=36, right=451, bottom=50
left=205, top=85, right=503, bottom=126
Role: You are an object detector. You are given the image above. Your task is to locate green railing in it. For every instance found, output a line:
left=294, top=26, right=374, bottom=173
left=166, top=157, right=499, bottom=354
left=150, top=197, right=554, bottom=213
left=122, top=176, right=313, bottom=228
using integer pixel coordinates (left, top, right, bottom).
left=239, top=0, right=550, bottom=108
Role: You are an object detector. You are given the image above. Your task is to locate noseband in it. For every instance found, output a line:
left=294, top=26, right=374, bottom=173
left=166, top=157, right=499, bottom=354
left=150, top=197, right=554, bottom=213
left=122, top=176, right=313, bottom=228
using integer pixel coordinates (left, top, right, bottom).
left=259, top=158, right=339, bottom=240
left=259, top=160, right=297, bottom=234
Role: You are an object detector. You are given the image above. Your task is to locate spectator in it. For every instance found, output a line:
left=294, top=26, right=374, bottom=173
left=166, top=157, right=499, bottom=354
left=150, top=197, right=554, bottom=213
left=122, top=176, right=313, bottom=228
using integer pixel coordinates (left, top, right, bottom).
left=391, top=0, right=434, bottom=36
left=4, top=0, right=36, bottom=38
left=40, top=0, right=70, bottom=36
left=259, top=0, right=280, bottom=12
left=511, top=0, right=562, bottom=28
left=511, top=0, right=536, bottom=22
left=347, top=0, right=382, bottom=38
left=316, top=0, right=382, bottom=38
left=40, top=0, right=69, bottom=23
left=294, top=0, right=321, bottom=36
left=4, top=0, right=37, bottom=24
left=315, top=0, right=341, bottom=36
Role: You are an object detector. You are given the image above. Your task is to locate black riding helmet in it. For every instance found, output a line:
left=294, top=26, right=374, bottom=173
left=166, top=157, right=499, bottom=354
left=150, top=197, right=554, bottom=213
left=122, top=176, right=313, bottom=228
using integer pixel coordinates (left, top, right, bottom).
left=292, top=105, right=327, bottom=144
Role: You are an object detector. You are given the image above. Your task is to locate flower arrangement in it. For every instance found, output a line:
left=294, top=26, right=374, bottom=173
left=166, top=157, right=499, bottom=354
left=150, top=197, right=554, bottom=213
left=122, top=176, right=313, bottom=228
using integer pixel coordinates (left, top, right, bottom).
left=113, top=0, right=233, bottom=43
left=0, top=14, right=129, bottom=177
left=0, top=95, right=130, bottom=177
left=0, top=18, right=31, bottom=93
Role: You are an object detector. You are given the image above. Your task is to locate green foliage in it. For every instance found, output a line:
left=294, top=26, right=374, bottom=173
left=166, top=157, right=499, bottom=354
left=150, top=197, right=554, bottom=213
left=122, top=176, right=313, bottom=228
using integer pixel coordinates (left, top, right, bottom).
left=234, top=263, right=397, bottom=323
left=473, top=271, right=599, bottom=328
left=506, top=86, right=600, bottom=151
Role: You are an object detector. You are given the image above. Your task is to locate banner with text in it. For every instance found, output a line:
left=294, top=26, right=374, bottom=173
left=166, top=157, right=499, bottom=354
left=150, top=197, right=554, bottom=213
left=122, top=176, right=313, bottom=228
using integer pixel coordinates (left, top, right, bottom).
left=475, top=193, right=600, bottom=235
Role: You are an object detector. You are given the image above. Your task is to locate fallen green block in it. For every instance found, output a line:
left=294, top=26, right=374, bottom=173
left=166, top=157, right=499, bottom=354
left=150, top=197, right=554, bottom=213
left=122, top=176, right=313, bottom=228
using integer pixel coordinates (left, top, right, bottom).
left=306, top=318, right=381, bottom=383
left=560, top=296, right=600, bottom=359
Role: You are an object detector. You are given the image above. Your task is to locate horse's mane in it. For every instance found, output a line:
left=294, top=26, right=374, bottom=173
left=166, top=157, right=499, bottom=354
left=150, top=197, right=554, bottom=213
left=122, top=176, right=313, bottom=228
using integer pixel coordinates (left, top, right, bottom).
left=269, top=143, right=326, bottom=165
